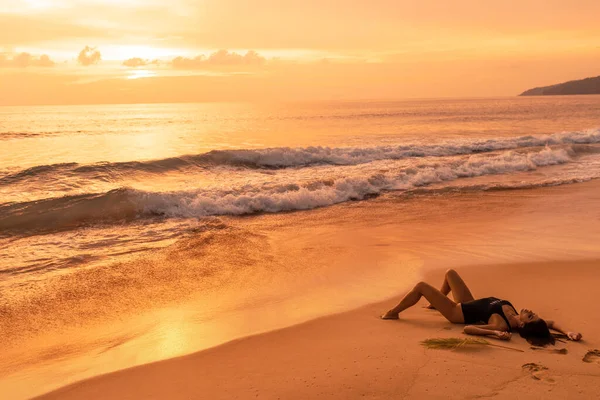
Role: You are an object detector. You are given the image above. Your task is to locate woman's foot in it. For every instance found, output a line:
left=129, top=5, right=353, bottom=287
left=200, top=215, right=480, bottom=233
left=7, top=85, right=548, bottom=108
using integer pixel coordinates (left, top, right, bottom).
left=381, top=310, right=399, bottom=320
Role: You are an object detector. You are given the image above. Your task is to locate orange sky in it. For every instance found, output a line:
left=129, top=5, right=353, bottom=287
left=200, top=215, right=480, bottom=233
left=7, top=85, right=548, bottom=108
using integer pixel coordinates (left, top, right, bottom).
left=1, top=0, right=599, bottom=105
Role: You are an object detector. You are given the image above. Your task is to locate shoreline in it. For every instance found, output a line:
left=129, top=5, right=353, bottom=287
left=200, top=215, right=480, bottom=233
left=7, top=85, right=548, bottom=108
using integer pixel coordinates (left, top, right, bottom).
left=38, top=259, right=600, bottom=399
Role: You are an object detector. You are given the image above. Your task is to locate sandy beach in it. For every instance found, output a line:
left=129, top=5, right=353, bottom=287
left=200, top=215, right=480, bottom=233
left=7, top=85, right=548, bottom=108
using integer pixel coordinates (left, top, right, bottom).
left=0, top=178, right=597, bottom=399
left=38, top=259, right=600, bottom=400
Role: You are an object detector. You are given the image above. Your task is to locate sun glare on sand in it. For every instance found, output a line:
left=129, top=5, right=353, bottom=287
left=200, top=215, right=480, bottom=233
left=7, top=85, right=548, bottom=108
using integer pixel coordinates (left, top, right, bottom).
left=127, top=69, right=156, bottom=80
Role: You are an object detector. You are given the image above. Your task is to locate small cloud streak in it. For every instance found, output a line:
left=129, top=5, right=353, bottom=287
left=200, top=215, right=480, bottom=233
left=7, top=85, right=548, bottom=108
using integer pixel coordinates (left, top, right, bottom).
left=123, top=58, right=160, bottom=68
left=0, top=52, right=55, bottom=68
left=172, top=50, right=266, bottom=69
left=78, top=46, right=101, bottom=66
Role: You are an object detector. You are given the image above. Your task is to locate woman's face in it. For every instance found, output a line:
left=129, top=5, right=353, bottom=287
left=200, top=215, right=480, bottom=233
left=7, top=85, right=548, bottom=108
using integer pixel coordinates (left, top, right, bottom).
left=519, top=308, right=539, bottom=324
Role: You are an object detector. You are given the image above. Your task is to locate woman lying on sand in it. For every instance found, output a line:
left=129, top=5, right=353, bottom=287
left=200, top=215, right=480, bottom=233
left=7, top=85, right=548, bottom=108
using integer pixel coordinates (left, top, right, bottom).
left=381, top=269, right=582, bottom=346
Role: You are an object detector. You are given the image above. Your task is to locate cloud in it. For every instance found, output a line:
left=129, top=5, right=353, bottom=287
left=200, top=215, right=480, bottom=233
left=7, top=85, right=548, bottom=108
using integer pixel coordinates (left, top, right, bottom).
left=172, top=50, right=266, bottom=69
left=0, top=52, right=55, bottom=68
left=123, top=58, right=160, bottom=67
left=78, top=46, right=101, bottom=66
left=123, top=57, right=147, bottom=67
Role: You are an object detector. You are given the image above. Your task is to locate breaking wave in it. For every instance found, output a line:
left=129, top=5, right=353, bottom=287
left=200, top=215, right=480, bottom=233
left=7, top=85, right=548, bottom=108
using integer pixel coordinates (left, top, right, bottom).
left=1, top=129, right=599, bottom=185
left=0, top=146, right=578, bottom=236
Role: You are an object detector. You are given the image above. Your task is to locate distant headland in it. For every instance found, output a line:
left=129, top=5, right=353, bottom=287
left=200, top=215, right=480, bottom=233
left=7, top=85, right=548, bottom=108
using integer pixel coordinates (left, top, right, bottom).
left=519, top=75, right=600, bottom=96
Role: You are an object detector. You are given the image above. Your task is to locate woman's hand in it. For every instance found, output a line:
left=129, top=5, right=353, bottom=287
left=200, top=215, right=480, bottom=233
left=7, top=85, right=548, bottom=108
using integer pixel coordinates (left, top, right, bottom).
left=494, top=331, right=512, bottom=340
left=567, top=332, right=582, bottom=341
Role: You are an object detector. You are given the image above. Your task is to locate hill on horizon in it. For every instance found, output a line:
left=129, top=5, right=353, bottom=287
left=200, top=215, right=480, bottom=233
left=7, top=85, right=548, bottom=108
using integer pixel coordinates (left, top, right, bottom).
left=520, top=75, right=600, bottom=96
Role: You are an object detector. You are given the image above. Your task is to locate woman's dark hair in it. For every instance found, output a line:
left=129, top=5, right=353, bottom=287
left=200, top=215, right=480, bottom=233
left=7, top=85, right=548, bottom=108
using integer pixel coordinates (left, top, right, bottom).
left=519, top=319, right=555, bottom=346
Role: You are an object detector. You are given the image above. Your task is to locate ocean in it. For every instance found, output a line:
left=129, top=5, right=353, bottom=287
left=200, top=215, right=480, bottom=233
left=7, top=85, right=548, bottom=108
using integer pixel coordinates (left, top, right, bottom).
left=1, top=96, right=600, bottom=397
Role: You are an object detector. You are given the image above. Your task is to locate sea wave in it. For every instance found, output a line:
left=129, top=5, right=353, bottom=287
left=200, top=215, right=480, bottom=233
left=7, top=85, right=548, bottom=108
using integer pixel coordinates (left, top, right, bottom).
left=405, top=176, right=597, bottom=196
left=1, top=129, right=599, bottom=185
left=0, top=146, right=577, bottom=236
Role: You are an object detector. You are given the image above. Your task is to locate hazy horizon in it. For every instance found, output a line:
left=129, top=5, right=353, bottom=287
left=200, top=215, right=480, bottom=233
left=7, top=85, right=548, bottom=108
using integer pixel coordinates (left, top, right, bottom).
left=0, top=94, right=554, bottom=108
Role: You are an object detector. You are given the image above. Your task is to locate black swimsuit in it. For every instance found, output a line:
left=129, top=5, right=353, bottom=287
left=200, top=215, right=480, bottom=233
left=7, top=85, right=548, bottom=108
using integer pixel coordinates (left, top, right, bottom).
left=461, top=297, right=517, bottom=331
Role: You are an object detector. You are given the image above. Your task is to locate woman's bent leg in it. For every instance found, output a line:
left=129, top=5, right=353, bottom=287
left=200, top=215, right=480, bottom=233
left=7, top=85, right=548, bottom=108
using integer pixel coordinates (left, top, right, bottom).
left=382, top=281, right=464, bottom=323
left=445, top=269, right=475, bottom=303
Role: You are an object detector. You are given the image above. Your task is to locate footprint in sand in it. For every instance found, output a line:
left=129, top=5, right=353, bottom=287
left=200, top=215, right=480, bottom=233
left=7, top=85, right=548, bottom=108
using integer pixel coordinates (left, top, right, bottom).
left=522, top=363, right=555, bottom=383
left=582, top=349, right=600, bottom=364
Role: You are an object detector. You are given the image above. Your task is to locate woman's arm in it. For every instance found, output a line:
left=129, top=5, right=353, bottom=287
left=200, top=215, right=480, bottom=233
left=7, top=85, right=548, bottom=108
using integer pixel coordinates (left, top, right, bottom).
left=546, top=320, right=582, bottom=341
left=464, top=324, right=511, bottom=340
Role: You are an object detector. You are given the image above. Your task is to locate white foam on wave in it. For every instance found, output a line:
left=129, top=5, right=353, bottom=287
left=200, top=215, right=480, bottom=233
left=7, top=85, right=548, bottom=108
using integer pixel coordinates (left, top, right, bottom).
left=201, top=129, right=599, bottom=167
left=3, top=145, right=596, bottom=237
left=134, top=146, right=574, bottom=217
left=2, top=129, right=598, bottom=185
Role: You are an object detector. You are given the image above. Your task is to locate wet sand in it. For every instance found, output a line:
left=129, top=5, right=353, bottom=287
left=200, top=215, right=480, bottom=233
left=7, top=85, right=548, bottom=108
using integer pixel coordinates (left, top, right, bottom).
left=38, top=259, right=600, bottom=399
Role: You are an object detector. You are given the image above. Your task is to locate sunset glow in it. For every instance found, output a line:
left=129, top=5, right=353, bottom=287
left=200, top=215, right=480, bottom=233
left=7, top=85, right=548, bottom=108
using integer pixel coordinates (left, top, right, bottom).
left=127, top=69, right=157, bottom=80
left=2, top=0, right=599, bottom=105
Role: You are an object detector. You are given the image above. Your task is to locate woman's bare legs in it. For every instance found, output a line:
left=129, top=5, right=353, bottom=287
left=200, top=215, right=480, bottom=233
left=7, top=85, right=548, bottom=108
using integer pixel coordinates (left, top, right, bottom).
left=381, top=281, right=464, bottom=323
left=427, top=269, right=475, bottom=308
